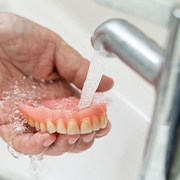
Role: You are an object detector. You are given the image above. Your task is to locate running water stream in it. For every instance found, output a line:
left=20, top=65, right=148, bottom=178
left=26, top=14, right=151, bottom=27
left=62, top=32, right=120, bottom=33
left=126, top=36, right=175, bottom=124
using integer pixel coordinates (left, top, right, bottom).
left=78, top=52, right=105, bottom=109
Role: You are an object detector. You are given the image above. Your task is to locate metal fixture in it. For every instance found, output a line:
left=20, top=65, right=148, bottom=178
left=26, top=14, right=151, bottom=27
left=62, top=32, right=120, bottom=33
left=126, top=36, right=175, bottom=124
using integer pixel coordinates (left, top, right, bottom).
left=91, top=6, right=180, bottom=180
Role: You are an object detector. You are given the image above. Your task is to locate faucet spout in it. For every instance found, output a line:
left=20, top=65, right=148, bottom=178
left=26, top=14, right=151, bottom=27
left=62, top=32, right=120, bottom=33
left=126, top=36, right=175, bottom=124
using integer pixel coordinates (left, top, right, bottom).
left=91, top=19, right=164, bottom=84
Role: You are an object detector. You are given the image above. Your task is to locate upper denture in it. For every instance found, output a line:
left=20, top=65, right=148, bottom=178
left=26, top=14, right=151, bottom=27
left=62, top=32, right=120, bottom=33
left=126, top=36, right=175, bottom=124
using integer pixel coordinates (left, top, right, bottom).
left=17, top=97, right=108, bottom=135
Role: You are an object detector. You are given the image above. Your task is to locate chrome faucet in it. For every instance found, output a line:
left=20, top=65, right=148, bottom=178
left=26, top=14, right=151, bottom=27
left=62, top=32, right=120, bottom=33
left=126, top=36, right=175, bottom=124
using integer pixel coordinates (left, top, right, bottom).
left=91, top=6, right=180, bottom=180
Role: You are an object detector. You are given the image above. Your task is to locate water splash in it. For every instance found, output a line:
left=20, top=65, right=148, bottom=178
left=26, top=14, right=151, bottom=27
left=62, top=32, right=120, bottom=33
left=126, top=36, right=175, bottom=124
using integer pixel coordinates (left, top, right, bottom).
left=0, top=76, right=51, bottom=179
left=78, top=52, right=105, bottom=109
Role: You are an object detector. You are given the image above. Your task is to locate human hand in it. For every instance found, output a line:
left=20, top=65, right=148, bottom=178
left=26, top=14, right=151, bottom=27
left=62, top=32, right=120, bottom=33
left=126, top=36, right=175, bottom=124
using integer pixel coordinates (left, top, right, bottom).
left=0, top=13, right=113, bottom=155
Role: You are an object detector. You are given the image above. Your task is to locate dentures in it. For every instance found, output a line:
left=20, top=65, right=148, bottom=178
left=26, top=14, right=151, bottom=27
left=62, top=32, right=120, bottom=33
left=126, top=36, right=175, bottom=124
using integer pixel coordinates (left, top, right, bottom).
left=17, top=97, right=108, bottom=135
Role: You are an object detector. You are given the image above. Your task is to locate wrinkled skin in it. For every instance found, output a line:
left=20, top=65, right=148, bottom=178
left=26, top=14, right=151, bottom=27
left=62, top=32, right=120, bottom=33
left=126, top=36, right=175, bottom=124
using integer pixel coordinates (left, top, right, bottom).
left=0, top=13, right=113, bottom=155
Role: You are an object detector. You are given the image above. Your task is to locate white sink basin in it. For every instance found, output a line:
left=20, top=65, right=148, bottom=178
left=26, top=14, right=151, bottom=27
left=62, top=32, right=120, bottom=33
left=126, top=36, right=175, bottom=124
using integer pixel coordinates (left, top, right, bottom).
left=0, top=92, right=149, bottom=180
left=0, top=0, right=167, bottom=179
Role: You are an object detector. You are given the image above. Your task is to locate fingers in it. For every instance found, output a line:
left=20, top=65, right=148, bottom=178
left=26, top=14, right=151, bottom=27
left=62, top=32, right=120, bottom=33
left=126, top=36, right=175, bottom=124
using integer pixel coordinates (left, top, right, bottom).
left=96, top=121, right=111, bottom=138
left=45, top=134, right=80, bottom=155
left=70, top=132, right=95, bottom=153
left=45, top=133, right=95, bottom=155
left=0, top=124, right=56, bottom=155
left=13, top=132, right=56, bottom=155
left=45, top=122, right=111, bottom=155
left=97, top=75, right=114, bottom=92
left=68, top=122, right=111, bottom=153
left=55, top=43, right=114, bottom=92
left=0, top=121, right=111, bottom=156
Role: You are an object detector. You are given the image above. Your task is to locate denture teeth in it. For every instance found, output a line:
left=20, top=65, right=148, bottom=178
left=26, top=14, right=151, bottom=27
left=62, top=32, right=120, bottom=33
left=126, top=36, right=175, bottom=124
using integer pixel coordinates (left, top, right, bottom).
left=80, top=118, right=93, bottom=134
left=47, top=120, right=56, bottom=133
left=100, top=113, right=108, bottom=129
left=92, top=116, right=100, bottom=131
left=57, top=119, right=66, bottom=134
left=35, top=121, right=40, bottom=131
left=67, top=119, right=80, bottom=135
left=40, top=122, right=46, bottom=133
left=28, top=119, right=35, bottom=127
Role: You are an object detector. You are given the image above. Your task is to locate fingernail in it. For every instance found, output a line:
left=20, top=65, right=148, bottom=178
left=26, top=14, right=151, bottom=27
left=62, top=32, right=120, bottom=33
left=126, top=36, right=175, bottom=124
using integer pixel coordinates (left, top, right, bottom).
left=68, top=137, right=79, bottom=145
left=43, top=140, right=55, bottom=147
left=95, top=132, right=105, bottom=137
left=83, top=133, right=95, bottom=143
left=96, top=122, right=111, bottom=137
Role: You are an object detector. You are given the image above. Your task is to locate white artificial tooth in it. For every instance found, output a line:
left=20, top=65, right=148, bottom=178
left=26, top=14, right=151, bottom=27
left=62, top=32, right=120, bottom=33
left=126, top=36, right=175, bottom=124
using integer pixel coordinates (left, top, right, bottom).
left=28, top=119, right=35, bottom=127
left=80, top=118, right=93, bottom=134
left=57, top=119, right=66, bottom=134
left=40, top=122, right=47, bottom=133
left=47, top=120, right=56, bottom=133
left=67, top=119, right=80, bottom=135
left=35, top=121, right=40, bottom=131
left=92, top=116, right=100, bottom=131
left=100, top=113, right=108, bottom=129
